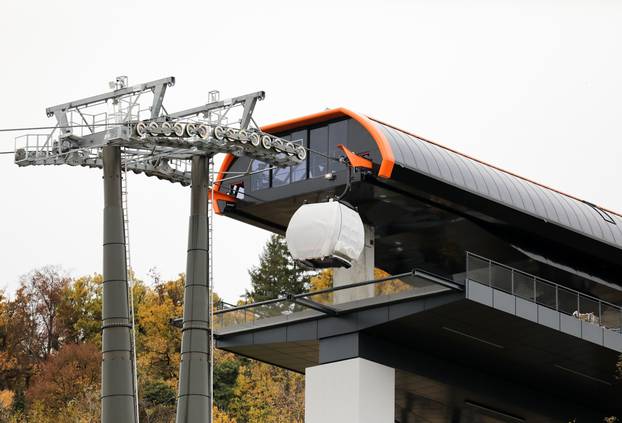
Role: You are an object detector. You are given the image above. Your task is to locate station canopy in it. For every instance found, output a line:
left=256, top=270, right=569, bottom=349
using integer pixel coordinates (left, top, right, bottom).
left=213, top=108, right=622, bottom=303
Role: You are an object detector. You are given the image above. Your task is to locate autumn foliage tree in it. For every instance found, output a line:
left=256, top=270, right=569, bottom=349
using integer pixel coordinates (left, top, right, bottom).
left=229, top=361, right=304, bottom=423
left=57, top=274, right=102, bottom=345
left=0, top=267, right=72, bottom=410
left=0, top=233, right=313, bottom=422
left=26, top=342, right=100, bottom=421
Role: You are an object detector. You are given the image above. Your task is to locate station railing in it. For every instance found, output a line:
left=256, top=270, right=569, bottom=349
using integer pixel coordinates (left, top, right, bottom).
left=466, top=252, right=622, bottom=333
left=213, top=269, right=462, bottom=334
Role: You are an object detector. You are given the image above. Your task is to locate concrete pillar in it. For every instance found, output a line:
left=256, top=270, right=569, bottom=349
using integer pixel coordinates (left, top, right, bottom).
left=305, top=358, right=395, bottom=423
left=176, top=155, right=211, bottom=423
left=334, top=225, right=375, bottom=303
left=101, top=145, right=137, bottom=423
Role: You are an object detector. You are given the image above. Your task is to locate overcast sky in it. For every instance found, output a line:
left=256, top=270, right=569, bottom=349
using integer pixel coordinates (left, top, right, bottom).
left=0, top=0, right=621, bottom=303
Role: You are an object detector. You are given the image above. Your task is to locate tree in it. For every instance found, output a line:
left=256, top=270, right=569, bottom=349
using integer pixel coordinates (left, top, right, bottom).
left=3, top=285, right=42, bottom=397
left=247, top=235, right=309, bottom=302
left=133, top=273, right=184, bottom=420
left=213, top=405, right=237, bottom=423
left=229, top=360, right=304, bottom=423
left=21, top=266, right=72, bottom=359
left=26, top=342, right=100, bottom=420
left=141, top=379, right=176, bottom=423
left=0, top=263, right=310, bottom=422
left=214, top=350, right=244, bottom=413
left=135, top=274, right=183, bottom=385
left=0, top=389, right=17, bottom=422
left=57, top=274, right=102, bottom=346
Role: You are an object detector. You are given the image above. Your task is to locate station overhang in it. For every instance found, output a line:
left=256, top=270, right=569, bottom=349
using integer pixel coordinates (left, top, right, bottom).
left=214, top=108, right=622, bottom=303
left=215, top=285, right=621, bottom=421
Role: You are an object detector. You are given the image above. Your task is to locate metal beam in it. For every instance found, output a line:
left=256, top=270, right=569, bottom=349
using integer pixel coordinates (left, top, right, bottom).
left=240, top=96, right=260, bottom=129
left=46, top=76, right=175, bottom=117
left=151, top=83, right=168, bottom=119
left=65, top=126, right=131, bottom=149
left=167, top=91, right=265, bottom=123
left=287, top=294, right=339, bottom=316
left=412, top=269, right=464, bottom=291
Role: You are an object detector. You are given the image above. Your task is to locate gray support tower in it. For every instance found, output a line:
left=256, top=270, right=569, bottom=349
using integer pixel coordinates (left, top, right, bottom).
left=176, top=155, right=212, bottom=422
left=101, top=145, right=137, bottom=423
left=13, top=76, right=293, bottom=423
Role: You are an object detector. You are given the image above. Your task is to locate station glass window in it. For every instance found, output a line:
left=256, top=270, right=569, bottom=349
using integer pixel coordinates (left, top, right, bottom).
left=328, top=120, right=348, bottom=173
left=309, top=126, right=329, bottom=178
left=291, top=130, right=308, bottom=182
left=247, top=119, right=350, bottom=190
left=250, top=160, right=270, bottom=191
left=272, top=135, right=292, bottom=187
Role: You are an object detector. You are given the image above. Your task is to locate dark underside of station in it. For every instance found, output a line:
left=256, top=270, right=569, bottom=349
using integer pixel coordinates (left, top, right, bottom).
left=213, top=109, right=622, bottom=422
left=217, top=290, right=621, bottom=422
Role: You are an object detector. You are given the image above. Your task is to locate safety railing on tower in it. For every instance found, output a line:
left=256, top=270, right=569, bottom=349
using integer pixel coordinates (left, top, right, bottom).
left=466, top=252, right=622, bottom=333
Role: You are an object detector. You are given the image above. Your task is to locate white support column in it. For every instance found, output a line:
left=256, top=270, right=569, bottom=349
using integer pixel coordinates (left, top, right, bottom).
left=333, top=225, right=375, bottom=304
left=305, top=358, right=395, bottom=423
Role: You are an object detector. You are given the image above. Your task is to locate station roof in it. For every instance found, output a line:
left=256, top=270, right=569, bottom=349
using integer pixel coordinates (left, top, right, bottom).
left=218, top=108, right=622, bottom=252
left=214, top=108, right=622, bottom=298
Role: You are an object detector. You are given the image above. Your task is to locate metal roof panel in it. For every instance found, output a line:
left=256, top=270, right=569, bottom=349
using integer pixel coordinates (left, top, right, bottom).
left=370, top=119, right=622, bottom=251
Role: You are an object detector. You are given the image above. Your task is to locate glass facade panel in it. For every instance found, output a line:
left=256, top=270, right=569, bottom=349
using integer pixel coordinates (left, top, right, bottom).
left=291, top=130, right=308, bottom=182
left=513, top=271, right=534, bottom=301
left=578, top=295, right=599, bottom=316
left=535, top=279, right=556, bottom=308
left=558, top=288, right=578, bottom=315
left=272, top=166, right=291, bottom=187
left=601, top=303, right=622, bottom=332
left=310, top=126, right=329, bottom=178
left=467, top=254, right=489, bottom=285
left=272, top=135, right=292, bottom=187
left=490, top=263, right=512, bottom=293
left=250, top=160, right=270, bottom=191
left=246, top=120, right=353, bottom=189
left=328, top=120, right=348, bottom=173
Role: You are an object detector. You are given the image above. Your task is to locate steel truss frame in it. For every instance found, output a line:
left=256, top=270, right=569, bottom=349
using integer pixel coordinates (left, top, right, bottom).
left=14, top=77, right=296, bottom=423
left=15, top=77, right=304, bottom=184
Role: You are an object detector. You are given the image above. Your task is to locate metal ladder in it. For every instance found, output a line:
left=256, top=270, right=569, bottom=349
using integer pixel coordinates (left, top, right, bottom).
left=122, top=161, right=140, bottom=423
left=207, top=155, right=214, bottom=414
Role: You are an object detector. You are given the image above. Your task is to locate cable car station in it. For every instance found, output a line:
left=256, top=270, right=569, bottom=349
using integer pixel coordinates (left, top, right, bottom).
left=14, top=78, right=622, bottom=422
left=213, top=108, right=622, bottom=422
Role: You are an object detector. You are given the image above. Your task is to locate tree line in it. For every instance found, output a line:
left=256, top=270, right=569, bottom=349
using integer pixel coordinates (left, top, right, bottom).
left=2, top=234, right=617, bottom=422
left=0, top=234, right=307, bottom=422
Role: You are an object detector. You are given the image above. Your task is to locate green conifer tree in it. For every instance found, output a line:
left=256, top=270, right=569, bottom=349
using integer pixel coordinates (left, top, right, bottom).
left=247, top=234, right=309, bottom=302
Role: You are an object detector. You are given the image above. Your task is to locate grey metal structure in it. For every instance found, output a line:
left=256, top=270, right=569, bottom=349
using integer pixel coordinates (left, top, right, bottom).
left=14, top=77, right=298, bottom=423
left=212, top=107, right=622, bottom=420
left=101, top=145, right=137, bottom=423
left=370, top=119, right=622, bottom=249
left=176, top=155, right=211, bottom=422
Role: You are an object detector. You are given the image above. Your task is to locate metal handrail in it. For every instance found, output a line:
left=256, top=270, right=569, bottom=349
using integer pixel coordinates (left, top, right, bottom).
left=299, top=271, right=415, bottom=297
left=213, top=296, right=284, bottom=315
left=467, top=251, right=621, bottom=311
left=212, top=271, right=414, bottom=316
left=466, top=252, right=622, bottom=331
left=214, top=268, right=461, bottom=316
